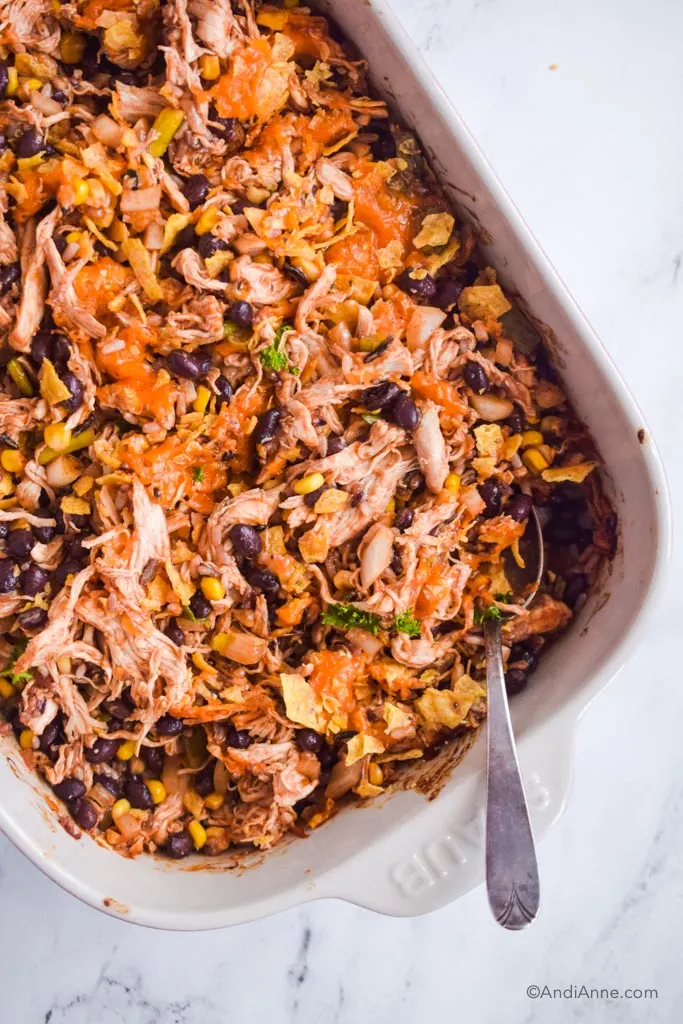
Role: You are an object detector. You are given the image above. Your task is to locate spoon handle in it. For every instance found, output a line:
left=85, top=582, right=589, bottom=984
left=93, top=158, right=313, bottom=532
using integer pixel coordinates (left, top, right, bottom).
left=484, top=618, right=540, bottom=929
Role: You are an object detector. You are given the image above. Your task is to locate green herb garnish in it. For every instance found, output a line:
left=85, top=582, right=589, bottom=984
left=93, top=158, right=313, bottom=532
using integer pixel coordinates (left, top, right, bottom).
left=321, top=602, right=382, bottom=636
left=473, top=604, right=503, bottom=624
left=393, top=610, right=421, bottom=638
left=0, top=639, right=32, bottom=687
left=494, top=591, right=513, bottom=604
left=361, top=412, right=381, bottom=425
left=192, top=465, right=204, bottom=483
left=260, top=323, right=296, bottom=373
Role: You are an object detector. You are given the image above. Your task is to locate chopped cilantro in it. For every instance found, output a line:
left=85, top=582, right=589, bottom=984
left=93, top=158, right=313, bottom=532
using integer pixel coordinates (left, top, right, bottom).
left=260, top=322, right=296, bottom=374
left=361, top=412, right=381, bottom=425
left=0, top=639, right=32, bottom=688
left=473, top=604, right=503, bottom=624
left=321, top=602, right=382, bottom=636
left=192, top=465, right=204, bottom=483
left=393, top=610, right=421, bottom=638
left=494, top=591, right=513, bottom=604
left=181, top=604, right=207, bottom=624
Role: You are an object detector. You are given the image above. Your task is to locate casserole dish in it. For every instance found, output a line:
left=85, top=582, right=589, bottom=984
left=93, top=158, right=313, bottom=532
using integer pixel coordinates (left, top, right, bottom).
left=0, top=0, right=670, bottom=928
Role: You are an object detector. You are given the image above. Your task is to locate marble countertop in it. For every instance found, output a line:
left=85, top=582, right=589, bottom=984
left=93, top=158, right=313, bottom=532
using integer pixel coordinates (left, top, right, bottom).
left=2, top=0, right=682, bottom=1021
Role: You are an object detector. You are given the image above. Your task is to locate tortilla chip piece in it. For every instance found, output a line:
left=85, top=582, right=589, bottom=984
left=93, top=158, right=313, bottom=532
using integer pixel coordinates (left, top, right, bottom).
left=382, top=702, right=413, bottom=734
left=298, top=525, right=329, bottom=563
left=355, top=781, right=384, bottom=799
left=414, top=212, right=454, bottom=249
left=415, top=675, right=486, bottom=730
left=376, top=239, right=403, bottom=270
left=458, top=284, right=512, bottom=322
left=541, top=462, right=598, bottom=484
left=280, top=672, right=325, bottom=731
left=345, top=733, right=385, bottom=765
left=474, top=423, right=503, bottom=460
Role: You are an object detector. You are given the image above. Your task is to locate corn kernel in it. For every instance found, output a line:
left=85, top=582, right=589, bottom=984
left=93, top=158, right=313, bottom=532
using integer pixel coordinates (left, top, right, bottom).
left=521, top=430, right=544, bottom=448
left=1, top=449, right=26, bottom=474
left=204, top=791, right=225, bottom=810
left=66, top=231, right=82, bottom=244
left=24, top=77, right=43, bottom=94
left=112, top=798, right=131, bottom=820
left=73, top=180, right=90, bottom=205
left=0, top=471, right=14, bottom=498
left=183, top=790, right=204, bottom=818
left=0, top=679, right=15, bottom=699
left=193, top=384, right=211, bottom=414
left=227, top=482, right=245, bottom=497
left=211, top=633, right=230, bottom=655
left=195, top=207, right=219, bottom=235
left=147, top=780, right=167, bottom=805
left=293, top=472, right=325, bottom=496
left=148, top=108, right=185, bottom=158
left=19, top=729, right=35, bottom=750
left=60, top=31, right=86, bottom=64
left=200, top=576, right=225, bottom=602
left=17, top=154, right=44, bottom=172
left=6, top=68, right=18, bottom=97
left=56, top=655, right=71, bottom=674
left=192, top=651, right=216, bottom=673
left=199, top=54, right=221, bottom=80
left=130, top=756, right=146, bottom=775
left=444, top=472, right=461, bottom=495
left=188, top=820, right=207, bottom=850
left=368, top=763, right=384, bottom=787
left=73, top=475, right=93, bottom=497
left=116, top=739, right=136, bottom=761
left=522, top=447, right=550, bottom=474
left=44, top=423, right=73, bottom=452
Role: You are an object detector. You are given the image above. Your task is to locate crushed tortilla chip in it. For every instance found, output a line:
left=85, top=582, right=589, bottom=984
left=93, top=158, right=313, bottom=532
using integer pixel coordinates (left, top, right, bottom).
left=161, top=213, right=191, bottom=255
left=164, top=560, right=195, bottom=605
left=298, top=525, right=329, bottom=564
left=280, top=672, right=325, bottom=731
left=542, top=462, right=597, bottom=484
left=415, top=675, right=485, bottom=730
left=376, top=239, right=403, bottom=270
left=414, top=212, right=454, bottom=249
left=313, top=488, right=349, bottom=514
left=345, top=732, right=385, bottom=765
left=458, top=284, right=512, bottom=322
left=39, top=359, right=71, bottom=404
left=121, top=238, right=162, bottom=301
left=474, top=423, right=503, bottom=460
left=382, top=702, right=413, bottom=734
left=60, top=495, right=90, bottom=515
left=355, top=781, right=384, bottom=799
left=370, top=659, right=415, bottom=693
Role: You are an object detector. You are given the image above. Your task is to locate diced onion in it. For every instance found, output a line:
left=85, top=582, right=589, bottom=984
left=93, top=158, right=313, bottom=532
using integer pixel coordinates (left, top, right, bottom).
left=469, top=393, right=514, bottom=422
left=30, top=92, right=63, bottom=117
left=347, top=628, right=383, bottom=657
left=45, top=453, right=81, bottom=488
left=406, top=306, right=447, bottom=352
left=143, top=221, right=165, bottom=250
left=120, top=185, right=162, bottom=214
left=92, top=114, right=124, bottom=148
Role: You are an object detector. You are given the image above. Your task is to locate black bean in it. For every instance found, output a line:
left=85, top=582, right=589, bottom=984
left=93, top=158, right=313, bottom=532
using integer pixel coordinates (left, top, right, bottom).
left=174, top=223, right=198, bottom=251
left=360, top=381, right=401, bottom=410
left=395, top=268, right=437, bottom=301
left=6, top=529, right=33, bottom=560
left=189, top=591, right=212, bottom=620
left=253, top=408, right=280, bottom=445
left=94, top=773, right=123, bottom=797
left=53, top=507, right=66, bottom=536
left=326, top=435, right=346, bottom=455
left=53, top=235, right=67, bottom=256
left=59, top=370, right=83, bottom=412
left=395, top=508, right=414, bottom=533
left=296, top=728, right=323, bottom=754
left=165, top=830, right=194, bottom=858
left=304, top=486, right=324, bottom=508
left=507, top=493, right=533, bottom=522
left=226, top=725, right=251, bottom=748
left=71, top=798, right=98, bottom=830
left=17, top=606, right=47, bottom=631
left=363, top=337, right=391, bottom=364
left=505, top=410, right=525, bottom=435
left=54, top=559, right=82, bottom=588
left=198, top=233, right=229, bottom=260
left=16, top=128, right=44, bottom=159
left=563, top=574, right=588, bottom=608
left=30, top=330, right=53, bottom=366
left=182, top=173, right=209, bottom=210
left=247, top=567, right=279, bottom=594
left=142, top=745, right=164, bottom=776
left=194, top=763, right=214, bottom=797
left=318, top=743, right=337, bottom=772
left=390, top=393, right=420, bottom=430
left=403, top=470, right=426, bottom=492
left=509, top=643, right=538, bottom=674
left=350, top=488, right=364, bottom=507
left=229, top=523, right=262, bottom=559
left=329, top=198, right=348, bottom=222
left=53, top=778, right=86, bottom=803
left=165, top=618, right=185, bottom=646
left=433, top=277, right=464, bottom=310
left=167, top=350, right=206, bottom=380
left=463, top=361, right=489, bottom=394
left=124, top=778, right=153, bottom=810
left=0, top=558, right=18, bottom=593
left=0, top=522, right=7, bottom=539
left=107, top=717, right=123, bottom=733
left=479, top=478, right=502, bottom=518
left=227, top=300, right=254, bottom=327
left=102, top=699, right=131, bottom=721
left=368, top=121, right=396, bottom=161
left=156, top=714, right=184, bottom=737
left=19, top=563, right=49, bottom=596
left=505, top=669, right=528, bottom=696
left=85, top=737, right=121, bottom=764
left=215, top=376, right=233, bottom=407
left=52, top=89, right=67, bottom=106
left=0, top=62, right=8, bottom=98
left=283, top=261, right=309, bottom=288
left=390, top=549, right=403, bottom=575
left=52, top=334, right=71, bottom=365
left=39, top=715, right=63, bottom=754
left=67, top=513, right=91, bottom=532
left=208, top=107, right=246, bottom=151
left=0, top=263, right=20, bottom=294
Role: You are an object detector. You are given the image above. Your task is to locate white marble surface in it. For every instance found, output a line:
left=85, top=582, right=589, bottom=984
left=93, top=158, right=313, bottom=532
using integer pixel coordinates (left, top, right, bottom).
left=2, top=0, right=683, bottom=1020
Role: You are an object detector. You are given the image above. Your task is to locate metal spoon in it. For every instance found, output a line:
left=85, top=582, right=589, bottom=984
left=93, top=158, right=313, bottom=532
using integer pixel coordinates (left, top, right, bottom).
left=484, top=507, right=544, bottom=930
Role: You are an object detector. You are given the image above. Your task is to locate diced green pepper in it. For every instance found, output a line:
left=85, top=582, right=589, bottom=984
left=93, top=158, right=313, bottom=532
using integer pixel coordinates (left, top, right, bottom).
left=7, top=359, right=34, bottom=397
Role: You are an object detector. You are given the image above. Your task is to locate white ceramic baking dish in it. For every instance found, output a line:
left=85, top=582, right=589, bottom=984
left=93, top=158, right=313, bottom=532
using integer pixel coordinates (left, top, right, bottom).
left=0, top=0, right=670, bottom=929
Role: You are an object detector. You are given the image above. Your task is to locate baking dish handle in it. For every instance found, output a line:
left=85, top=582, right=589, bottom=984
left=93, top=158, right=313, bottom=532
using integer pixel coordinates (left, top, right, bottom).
left=318, top=720, right=576, bottom=918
